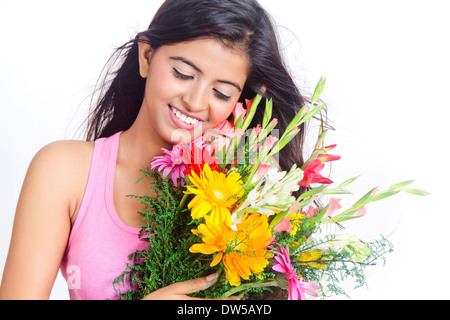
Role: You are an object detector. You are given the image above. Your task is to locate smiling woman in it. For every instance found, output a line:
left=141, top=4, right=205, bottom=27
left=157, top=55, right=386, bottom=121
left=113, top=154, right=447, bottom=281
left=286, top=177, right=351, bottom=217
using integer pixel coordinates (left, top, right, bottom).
left=1, top=0, right=448, bottom=301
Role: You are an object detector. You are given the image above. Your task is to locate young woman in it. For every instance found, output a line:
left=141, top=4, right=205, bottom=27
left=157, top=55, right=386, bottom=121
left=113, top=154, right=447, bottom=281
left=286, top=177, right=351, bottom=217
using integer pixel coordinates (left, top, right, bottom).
left=0, top=0, right=309, bottom=300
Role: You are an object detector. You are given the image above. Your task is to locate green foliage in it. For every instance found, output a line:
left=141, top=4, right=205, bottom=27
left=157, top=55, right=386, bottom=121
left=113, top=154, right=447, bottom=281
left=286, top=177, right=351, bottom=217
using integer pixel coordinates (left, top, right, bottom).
left=294, top=234, right=394, bottom=299
left=273, top=214, right=394, bottom=299
left=112, top=170, right=210, bottom=300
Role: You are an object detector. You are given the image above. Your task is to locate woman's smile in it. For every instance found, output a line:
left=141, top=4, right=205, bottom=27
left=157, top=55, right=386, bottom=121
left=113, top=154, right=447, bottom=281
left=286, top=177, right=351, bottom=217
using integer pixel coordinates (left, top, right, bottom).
left=168, top=104, right=202, bottom=130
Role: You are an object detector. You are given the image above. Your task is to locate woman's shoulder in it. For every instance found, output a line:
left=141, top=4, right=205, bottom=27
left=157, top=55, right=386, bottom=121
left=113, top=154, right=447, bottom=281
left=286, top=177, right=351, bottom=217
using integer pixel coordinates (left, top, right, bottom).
left=32, top=139, right=94, bottom=172
left=27, top=140, right=95, bottom=217
left=36, top=139, right=94, bottom=157
left=31, top=139, right=95, bottom=189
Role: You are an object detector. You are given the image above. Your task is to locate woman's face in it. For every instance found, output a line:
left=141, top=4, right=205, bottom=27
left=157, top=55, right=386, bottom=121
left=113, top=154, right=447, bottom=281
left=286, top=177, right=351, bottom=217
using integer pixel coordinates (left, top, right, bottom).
left=137, top=38, right=249, bottom=145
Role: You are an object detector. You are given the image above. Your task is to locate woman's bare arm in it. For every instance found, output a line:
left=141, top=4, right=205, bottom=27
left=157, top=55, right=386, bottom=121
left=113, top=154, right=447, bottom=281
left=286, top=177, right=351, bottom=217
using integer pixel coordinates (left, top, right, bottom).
left=0, top=141, right=92, bottom=299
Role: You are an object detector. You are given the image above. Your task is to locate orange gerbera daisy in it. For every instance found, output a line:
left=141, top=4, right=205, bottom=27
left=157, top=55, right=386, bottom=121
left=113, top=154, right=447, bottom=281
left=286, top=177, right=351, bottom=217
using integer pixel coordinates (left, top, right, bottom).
left=189, top=213, right=273, bottom=286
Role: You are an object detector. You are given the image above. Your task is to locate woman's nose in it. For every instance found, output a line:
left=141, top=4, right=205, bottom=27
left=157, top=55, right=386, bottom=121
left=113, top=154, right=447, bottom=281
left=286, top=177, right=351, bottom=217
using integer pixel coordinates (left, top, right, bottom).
left=182, top=82, right=208, bottom=112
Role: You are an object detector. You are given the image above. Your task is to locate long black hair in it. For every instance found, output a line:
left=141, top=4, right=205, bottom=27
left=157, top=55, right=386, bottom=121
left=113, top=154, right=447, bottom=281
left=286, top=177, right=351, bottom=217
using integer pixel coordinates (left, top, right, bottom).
left=86, top=0, right=313, bottom=173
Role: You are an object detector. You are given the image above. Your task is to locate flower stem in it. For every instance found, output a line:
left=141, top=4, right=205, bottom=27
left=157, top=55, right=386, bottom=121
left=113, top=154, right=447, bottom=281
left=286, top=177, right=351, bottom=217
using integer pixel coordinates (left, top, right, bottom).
left=179, top=193, right=189, bottom=210
left=221, top=280, right=278, bottom=298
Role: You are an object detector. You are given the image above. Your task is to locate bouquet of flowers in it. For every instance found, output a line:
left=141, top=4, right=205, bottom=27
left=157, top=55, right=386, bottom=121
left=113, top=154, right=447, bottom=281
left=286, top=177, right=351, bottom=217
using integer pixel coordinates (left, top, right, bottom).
left=113, top=78, right=427, bottom=300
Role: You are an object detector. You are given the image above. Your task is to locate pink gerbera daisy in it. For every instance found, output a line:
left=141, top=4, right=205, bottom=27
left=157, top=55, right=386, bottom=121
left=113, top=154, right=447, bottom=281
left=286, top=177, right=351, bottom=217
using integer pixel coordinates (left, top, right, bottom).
left=151, top=144, right=187, bottom=186
left=272, top=246, right=320, bottom=300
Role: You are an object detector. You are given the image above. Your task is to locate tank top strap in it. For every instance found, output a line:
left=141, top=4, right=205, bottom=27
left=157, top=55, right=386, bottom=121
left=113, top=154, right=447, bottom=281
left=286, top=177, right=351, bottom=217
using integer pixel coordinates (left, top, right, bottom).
left=66, top=131, right=122, bottom=249
left=104, top=132, right=141, bottom=234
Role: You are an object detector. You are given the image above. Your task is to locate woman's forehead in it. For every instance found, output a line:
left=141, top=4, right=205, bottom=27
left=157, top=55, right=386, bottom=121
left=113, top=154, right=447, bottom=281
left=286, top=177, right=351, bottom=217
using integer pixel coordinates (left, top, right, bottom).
left=157, top=38, right=249, bottom=85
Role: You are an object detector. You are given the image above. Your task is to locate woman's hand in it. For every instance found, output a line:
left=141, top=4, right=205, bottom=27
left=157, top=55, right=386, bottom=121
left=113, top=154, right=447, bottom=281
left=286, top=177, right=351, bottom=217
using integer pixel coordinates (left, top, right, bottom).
left=142, top=273, right=237, bottom=300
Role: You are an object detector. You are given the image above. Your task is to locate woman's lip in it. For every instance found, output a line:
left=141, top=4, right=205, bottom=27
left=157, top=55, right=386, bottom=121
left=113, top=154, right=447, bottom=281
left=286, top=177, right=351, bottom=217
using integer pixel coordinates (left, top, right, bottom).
left=168, top=105, right=202, bottom=130
left=169, top=104, right=204, bottom=121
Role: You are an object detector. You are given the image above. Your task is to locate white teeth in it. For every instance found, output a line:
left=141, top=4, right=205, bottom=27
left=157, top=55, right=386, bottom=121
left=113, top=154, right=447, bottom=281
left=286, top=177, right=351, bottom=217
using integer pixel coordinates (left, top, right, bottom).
left=171, top=106, right=199, bottom=125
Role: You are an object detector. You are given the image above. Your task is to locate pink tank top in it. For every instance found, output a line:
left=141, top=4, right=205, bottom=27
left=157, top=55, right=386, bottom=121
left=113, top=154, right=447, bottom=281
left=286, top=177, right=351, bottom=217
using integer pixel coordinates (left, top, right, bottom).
left=60, top=131, right=147, bottom=300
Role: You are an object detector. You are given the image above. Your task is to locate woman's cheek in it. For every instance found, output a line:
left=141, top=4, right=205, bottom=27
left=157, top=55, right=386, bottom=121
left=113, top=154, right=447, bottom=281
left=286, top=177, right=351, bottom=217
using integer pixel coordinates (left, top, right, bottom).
left=212, top=101, right=236, bottom=125
left=151, top=70, right=177, bottom=98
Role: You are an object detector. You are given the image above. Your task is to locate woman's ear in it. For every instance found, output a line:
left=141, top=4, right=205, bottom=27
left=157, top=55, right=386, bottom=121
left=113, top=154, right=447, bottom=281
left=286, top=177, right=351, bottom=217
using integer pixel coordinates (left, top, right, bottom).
left=137, top=35, right=153, bottom=79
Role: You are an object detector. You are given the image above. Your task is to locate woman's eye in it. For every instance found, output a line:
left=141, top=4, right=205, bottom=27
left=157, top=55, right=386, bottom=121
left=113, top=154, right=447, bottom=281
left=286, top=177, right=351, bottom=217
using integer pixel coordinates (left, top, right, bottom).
left=213, top=89, right=231, bottom=102
left=172, top=68, right=194, bottom=80
left=172, top=67, right=231, bottom=102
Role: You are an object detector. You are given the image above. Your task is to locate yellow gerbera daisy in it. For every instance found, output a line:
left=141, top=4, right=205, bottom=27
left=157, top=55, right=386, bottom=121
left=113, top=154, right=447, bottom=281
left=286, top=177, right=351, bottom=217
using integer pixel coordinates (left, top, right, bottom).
left=189, top=213, right=273, bottom=286
left=185, top=164, right=244, bottom=225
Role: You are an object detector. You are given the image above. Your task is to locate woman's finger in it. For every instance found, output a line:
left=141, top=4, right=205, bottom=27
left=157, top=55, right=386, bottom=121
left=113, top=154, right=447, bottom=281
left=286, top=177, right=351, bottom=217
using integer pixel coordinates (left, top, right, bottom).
left=174, top=273, right=218, bottom=296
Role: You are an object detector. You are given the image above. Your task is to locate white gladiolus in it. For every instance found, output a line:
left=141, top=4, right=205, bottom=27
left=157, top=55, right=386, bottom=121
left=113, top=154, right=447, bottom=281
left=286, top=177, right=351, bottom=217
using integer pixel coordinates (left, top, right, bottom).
left=318, top=233, right=372, bottom=263
left=232, top=165, right=303, bottom=218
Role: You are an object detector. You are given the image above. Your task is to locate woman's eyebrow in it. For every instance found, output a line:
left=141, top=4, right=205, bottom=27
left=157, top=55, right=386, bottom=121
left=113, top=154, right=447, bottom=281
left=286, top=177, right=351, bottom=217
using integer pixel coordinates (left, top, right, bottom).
left=169, top=56, right=242, bottom=92
left=217, top=80, right=242, bottom=92
left=170, top=56, right=201, bottom=72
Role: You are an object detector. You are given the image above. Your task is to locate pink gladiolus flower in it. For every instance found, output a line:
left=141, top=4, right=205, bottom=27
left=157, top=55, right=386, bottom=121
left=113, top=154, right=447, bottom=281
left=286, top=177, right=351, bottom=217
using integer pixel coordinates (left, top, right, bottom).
left=264, top=135, right=278, bottom=150
left=274, top=203, right=300, bottom=233
left=303, top=198, right=342, bottom=220
left=301, top=106, right=310, bottom=116
left=250, top=142, right=260, bottom=153
left=245, top=97, right=255, bottom=110
left=323, top=144, right=337, bottom=152
left=288, top=126, right=300, bottom=136
left=201, top=120, right=245, bottom=152
left=354, top=206, right=367, bottom=217
left=298, top=159, right=333, bottom=188
left=252, top=162, right=277, bottom=183
left=232, top=102, right=246, bottom=124
left=302, top=198, right=341, bottom=220
left=304, top=205, right=317, bottom=219
left=249, top=124, right=263, bottom=143
left=214, top=120, right=244, bottom=137
left=317, top=153, right=341, bottom=163
left=324, top=198, right=342, bottom=218
left=272, top=246, right=320, bottom=300
left=289, top=202, right=300, bottom=213
left=273, top=217, right=292, bottom=233
left=151, top=145, right=187, bottom=186
left=213, top=120, right=229, bottom=131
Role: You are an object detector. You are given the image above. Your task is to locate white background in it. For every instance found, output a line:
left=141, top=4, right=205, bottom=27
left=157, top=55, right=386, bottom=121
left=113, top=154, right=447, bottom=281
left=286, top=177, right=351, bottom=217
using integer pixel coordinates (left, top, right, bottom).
left=0, top=0, right=448, bottom=299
